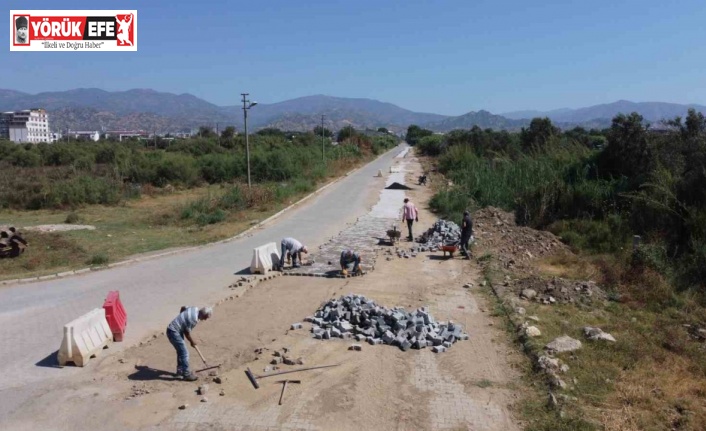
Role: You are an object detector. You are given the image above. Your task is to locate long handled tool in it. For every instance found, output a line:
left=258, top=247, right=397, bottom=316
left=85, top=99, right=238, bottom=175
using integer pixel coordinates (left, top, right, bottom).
left=194, top=345, right=208, bottom=366
left=245, top=363, right=340, bottom=389
left=192, top=345, right=222, bottom=373
left=277, top=380, right=301, bottom=405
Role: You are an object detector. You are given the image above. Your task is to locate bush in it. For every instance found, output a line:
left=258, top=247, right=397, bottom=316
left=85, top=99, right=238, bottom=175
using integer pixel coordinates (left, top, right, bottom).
left=65, top=212, right=80, bottom=224
left=87, top=253, right=109, bottom=265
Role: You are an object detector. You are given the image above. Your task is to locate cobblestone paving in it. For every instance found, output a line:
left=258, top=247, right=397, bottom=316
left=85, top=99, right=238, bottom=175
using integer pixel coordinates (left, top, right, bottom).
left=283, top=163, right=409, bottom=278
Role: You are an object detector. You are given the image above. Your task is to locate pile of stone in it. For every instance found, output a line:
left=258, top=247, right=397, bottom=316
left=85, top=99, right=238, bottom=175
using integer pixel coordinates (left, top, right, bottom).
left=305, top=294, right=468, bottom=352
left=416, top=219, right=462, bottom=250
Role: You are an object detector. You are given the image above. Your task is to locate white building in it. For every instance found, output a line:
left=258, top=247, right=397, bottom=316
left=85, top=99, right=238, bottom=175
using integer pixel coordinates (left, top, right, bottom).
left=0, top=109, right=54, bottom=143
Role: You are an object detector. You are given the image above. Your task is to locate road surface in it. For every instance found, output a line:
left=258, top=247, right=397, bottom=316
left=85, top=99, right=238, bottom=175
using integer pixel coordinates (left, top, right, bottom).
left=0, top=145, right=406, bottom=411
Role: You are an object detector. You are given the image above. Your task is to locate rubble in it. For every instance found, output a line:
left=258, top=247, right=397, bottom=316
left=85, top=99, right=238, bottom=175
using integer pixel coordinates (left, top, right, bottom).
left=307, top=294, right=469, bottom=352
left=416, top=219, right=462, bottom=250
left=510, top=276, right=606, bottom=305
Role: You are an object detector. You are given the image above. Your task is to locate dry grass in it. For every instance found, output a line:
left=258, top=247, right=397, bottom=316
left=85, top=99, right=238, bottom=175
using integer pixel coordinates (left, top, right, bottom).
left=536, top=250, right=600, bottom=280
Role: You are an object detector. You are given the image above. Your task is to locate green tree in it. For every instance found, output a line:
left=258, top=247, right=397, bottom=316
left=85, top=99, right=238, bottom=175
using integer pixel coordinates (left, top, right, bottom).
left=221, top=126, right=236, bottom=140
left=377, top=127, right=390, bottom=134
left=198, top=126, right=216, bottom=139
left=337, top=126, right=357, bottom=142
left=597, top=113, right=652, bottom=185
left=405, top=125, right=433, bottom=146
left=520, top=117, right=560, bottom=151
left=313, top=125, right=333, bottom=138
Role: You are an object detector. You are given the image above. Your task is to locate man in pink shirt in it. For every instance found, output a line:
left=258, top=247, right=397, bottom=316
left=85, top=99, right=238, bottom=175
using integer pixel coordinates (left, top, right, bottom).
left=402, top=198, right=419, bottom=241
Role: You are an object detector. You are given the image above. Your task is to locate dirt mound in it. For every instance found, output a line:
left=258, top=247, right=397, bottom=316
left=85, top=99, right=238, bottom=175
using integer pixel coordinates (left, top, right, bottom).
left=472, top=207, right=567, bottom=270
left=385, top=182, right=413, bottom=190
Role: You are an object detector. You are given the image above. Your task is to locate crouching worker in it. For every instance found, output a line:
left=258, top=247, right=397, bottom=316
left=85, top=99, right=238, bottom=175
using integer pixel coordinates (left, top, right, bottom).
left=340, top=249, right=362, bottom=275
left=166, top=306, right=212, bottom=381
left=280, top=237, right=308, bottom=269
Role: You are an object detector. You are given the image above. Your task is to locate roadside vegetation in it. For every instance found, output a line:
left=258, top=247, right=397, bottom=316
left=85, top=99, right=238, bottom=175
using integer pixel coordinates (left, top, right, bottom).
left=410, top=110, right=706, bottom=430
left=0, top=128, right=398, bottom=280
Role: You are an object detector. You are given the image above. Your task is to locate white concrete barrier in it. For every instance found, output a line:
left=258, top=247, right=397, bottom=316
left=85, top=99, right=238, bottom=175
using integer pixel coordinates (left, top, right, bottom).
left=58, top=308, right=113, bottom=367
left=250, top=242, right=281, bottom=274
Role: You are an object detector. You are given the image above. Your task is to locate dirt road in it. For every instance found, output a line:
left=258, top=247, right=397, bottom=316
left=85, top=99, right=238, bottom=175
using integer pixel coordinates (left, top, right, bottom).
left=3, top=154, right=523, bottom=431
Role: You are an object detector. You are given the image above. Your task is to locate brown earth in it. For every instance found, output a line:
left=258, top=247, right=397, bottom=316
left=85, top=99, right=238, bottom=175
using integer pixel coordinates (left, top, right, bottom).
left=3, top=156, right=526, bottom=431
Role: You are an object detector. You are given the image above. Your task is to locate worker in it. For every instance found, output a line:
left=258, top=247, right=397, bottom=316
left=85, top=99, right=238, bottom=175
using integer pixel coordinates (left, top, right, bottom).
left=280, top=237, right=308, bottom=269
left=0, top=232, right=11, bottom=258
left=8, top=227, right=28, bottom=257
left=401, top=198, right=419, bottom=241
left=166, top=306, right=212, bottom=381
left=460, top=210, right=474, bottom=259
left=340, top=249, right=362, bottom=275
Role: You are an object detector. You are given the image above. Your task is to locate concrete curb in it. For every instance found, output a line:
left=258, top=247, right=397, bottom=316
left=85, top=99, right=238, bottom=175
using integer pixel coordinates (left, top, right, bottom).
left=1, top=146, right=403, bottom=287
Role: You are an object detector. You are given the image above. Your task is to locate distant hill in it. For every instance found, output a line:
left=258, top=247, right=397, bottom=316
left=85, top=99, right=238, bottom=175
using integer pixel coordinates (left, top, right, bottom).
left=0, top=89, right=448, bottom=133
left=424, top=110, right=528, bottom=132
left=2, top=89, right=705, bottom=134
left=503, top=101, right=706, bottom=124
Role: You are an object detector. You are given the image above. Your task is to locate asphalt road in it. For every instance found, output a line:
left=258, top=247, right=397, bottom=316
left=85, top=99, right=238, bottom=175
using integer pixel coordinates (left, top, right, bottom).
left=0, top=145, right=406, bottom=401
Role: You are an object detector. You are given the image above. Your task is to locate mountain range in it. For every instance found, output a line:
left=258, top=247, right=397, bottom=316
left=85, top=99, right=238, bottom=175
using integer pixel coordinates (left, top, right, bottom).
left=1, top=88, right=705, bottom=134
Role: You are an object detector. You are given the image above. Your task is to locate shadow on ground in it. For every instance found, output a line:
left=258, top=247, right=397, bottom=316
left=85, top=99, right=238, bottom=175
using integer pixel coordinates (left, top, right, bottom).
left=128, top=365, right=180, bottom=382
left=35, top=350, right=62, bottom=369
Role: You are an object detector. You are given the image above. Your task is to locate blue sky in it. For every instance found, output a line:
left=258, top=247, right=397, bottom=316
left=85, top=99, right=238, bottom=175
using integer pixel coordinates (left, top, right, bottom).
left=3, top=0, right=706, bottom=115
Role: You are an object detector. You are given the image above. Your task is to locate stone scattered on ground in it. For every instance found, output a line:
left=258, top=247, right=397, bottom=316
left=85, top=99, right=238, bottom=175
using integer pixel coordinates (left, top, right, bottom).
left=545, top=336, right=582, bottom=353
left=178, top=404, right=188, bottom=410
left=527, top=315, right=540, bottom=322
left=525, top=326, right=542, bottom=337
left=511, top=276, right=605, bottom=305
left=219, top=390, right=225, bottom=396
left=305, top=294, right=469, bottom=351
left=197, top=384, right=209, bottom=395
left=583, top=326, right=616, bottom=342
left=213, top=377, right=222, bottom=384
left=520, top=289, right=537, bottom=300
left=201, top=397, right=208, bottom=403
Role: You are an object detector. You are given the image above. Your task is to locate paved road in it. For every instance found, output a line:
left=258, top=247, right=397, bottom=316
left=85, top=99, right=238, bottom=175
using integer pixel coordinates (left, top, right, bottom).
left=0, top=145, right=406, bottom=399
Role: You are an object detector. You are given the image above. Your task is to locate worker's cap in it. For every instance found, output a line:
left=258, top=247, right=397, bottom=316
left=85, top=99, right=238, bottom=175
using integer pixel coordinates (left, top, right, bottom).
left=464, top=210, right=469, bottom=215
left=301, top=245, right=308, bottom=253
left=199, top=307, right=213, bottom=319
left=15, top=16, right=28, bottom=29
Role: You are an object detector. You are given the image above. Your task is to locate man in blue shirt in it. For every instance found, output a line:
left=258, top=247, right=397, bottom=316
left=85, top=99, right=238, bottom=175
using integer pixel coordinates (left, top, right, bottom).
left=340, top=250, right=362, bottom=275
left=166, top=306, right=212, bottom=381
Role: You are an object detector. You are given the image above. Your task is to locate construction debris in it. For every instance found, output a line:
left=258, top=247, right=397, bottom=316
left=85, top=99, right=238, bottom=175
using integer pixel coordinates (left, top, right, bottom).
left=305, top=294, right=469, bottom=351
left=417, top=219, right=462, bottom=249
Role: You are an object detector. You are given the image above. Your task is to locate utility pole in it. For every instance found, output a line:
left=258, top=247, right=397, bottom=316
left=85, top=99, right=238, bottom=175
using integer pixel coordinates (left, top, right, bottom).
left=241, top=93, right=257, bottom=188
left=321, top=114, right=325, bottom=162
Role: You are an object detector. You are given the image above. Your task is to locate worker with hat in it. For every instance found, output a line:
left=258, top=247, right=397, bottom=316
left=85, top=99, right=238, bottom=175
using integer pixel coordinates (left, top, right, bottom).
left=166, top=306, right=212, bottom=381
left=15, top=16, right=29, bottom=44
left=280, top=237, right=308, bottom=269
left=340, top=249, right=362, bottom=275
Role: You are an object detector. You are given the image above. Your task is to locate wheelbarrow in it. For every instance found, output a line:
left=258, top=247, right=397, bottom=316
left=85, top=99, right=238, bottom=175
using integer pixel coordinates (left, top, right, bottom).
left=440, top=240, right=460, bottom=258
left=386, top=226, right=401, bottom=245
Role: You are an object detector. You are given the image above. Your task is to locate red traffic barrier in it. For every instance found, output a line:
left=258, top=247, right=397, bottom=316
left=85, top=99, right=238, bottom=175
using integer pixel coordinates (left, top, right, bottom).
left=103, top=290, right=127, bottom=342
